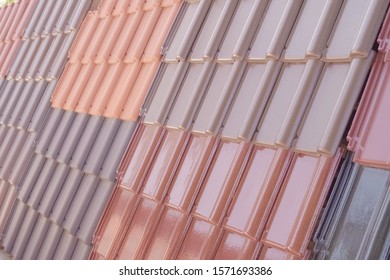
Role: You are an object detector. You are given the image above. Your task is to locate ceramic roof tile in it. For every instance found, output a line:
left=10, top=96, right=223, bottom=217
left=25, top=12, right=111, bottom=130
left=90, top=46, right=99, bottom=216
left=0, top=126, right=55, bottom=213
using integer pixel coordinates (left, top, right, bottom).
left=140, top=129, right=187, bottom=202
left=165, top=62, right=213, bottom=130
left=52, top=231, right=78, bottom=260
left=220, top=62, right=282, bottom=142
left=378, top=8, right=390, bottom=57
left=314, top=154, right=390, bottom=260
left=216, top=0, right=268, bottom=62
left=292, top=54, right=373, bottom=155
left=2, top=200, right=28, bottom=253
left=143, top=62, right=183, bottom=125
left=92, top=187, right=139, bottom=259
left=255, top=60, right=323, bottom=147
left=223, top=147, right=291, bottom=239
left=71, top=240, right=92, bottom=260
left=21, top=215, right=49, bottom=259
left=261, top=149, right=343, bottom=257
left=119, top=124, right=163, bottom=192
left=247, top=0, right=303, bottom=61
left=0, top=184, right=17, bottom=234
left=116, top=197, right=164, bottom=259
left=176, top=217, right=221, bottom=260
left=347, top=53, right=390, bottom=169
left=142, top=207, right=188, bottom=259
left=51, top=0, right=181, bottom=121
left=163, top=0, right=208, bottom=61
left=322, top=0, right=389, bottom=62
left=192, top=141, right=249, bottom=224
left=282, top=0, right=343, bottom=62
left=259, top=245, right=302, bottom=260
left=36, top=223, right=62, bottom=260
left=189, top=0, right=238, bottom=62
left=165, top=134, right=215, bottom=212
left=214, top=230, right=260, bottom=260
left=191, top=61, right=246, bottom=136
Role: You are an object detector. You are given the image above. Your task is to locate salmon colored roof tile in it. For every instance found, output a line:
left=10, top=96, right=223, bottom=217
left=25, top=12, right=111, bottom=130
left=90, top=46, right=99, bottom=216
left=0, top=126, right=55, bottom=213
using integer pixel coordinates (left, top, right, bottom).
left=223, top=147, right=291, bottom=239
left=347, top=53, right=390, bottom=169
left=214, top=230, right=259, bottom=260
left=176, top=217, right=221, bottom=260
left=116, top=197, right=164, bottom=259
left=142, top=207, right=188, bottom=259
left=261, top=149, right=343, bottom=257
left=52, top=0, right=181, bottom=120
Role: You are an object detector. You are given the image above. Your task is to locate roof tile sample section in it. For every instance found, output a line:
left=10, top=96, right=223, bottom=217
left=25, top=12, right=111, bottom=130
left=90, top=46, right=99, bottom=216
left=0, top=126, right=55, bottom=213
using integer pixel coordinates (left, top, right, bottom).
left=314, top=155, right=390, bottom=260
left=348, top=53, right=390, bottom=169
left=261, top=149, right=343, bottom=257
left=322, top=0, right=389, bottom=62
left=51, top=0, right=181, bottom=121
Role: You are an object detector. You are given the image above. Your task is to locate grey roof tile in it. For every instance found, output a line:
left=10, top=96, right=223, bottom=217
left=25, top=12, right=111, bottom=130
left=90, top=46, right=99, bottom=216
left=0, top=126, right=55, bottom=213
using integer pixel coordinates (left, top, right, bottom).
left=57, top=113, right=90, bottom=164
left=99, top=121, right=137, bottom=181
left=50, top=168, right=84, bottom=225
left=63, top=174, right=100, bottom=235
left=8, top=132, right=36, bottom=186
left=76, top=179, right=115, bottom=244
left=37, top=163, right=70, bottom=217
left=26, top=158, right=56, bottom=209
left=36, top=222, right=62, bottom=260
left=83, top=118, right=120, bottom=176
left=21, top=214, right=50, bottom=260
left=11, top=206, right=38, bottom=259
left=52, top=230, right=78, bottom=260
left=18, top=154, right=45, bottom=203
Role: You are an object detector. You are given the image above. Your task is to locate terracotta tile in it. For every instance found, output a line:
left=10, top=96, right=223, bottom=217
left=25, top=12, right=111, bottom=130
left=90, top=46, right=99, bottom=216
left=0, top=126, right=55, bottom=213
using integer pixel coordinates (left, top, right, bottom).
left=82, top=16, right=114, bottom=64
left=0, top=185, right=17, bottom=235
left=68, top=11, right=99, bottom=63
left=116, top=197, right=164, bottom=259
left=214, top=230, right=259, bottom=260
left=143, top=206, right=189, bottom=260
left=95, top=13, right=127, bottom=63
left=176, top=217, right=222, bottom=260
left=261, top=149, right=343, bottom=256
left=97, top=0, right=116, bottom=18
left=166, top=134, right=216, bottom=212
left=119, top=61, right=160, bottom=121
left=259, top=245, right=301, bottom=260
left=113, top=0, right=133, bottom=16
left=123, top=6, right=162, bottom=63
left=140, top=129, right=187, bottom=202
left=127, top=0, right=146, bottom=14
left=89, top=63, right=125, bottom=115
left=75, top=63, right=109, bottom=113
left=193, top=141, right=250, bottom=224
left=63, top=64, right=94, bottom=111
left=348, top=54, right=390, bottom=169
left=120, top=125, right=163, bottom=192
left=0, top=2, right=19, bottom=42
left=51, top=63, right=82, bottom=108
left=224, top=147, right=291, bottom=239
left=142, top=1, right=180, bottom=62
left=92, top=187, right=138, bottom=259
left=104, top=62, right=143, bottom=118
left=108, top=11, right=144, bottom=64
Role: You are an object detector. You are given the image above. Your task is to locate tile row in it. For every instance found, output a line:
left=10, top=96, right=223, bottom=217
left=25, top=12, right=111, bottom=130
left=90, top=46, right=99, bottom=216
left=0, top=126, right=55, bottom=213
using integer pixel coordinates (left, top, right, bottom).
left=90, top=124, right=343, bottom=259
left=0, top=0, right=37, bottom=77
left=314, top=153, right=390, bottom=259
left=50, top=0, right=181, bottom=121
left=5, top=0, right=92, bottom=81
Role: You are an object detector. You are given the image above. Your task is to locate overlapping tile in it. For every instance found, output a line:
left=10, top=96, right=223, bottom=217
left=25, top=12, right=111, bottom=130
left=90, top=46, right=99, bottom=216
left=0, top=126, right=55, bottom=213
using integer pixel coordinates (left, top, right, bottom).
left=50, top=0, right=182, bottom=121
left=0, top=0, right=37, bottom=77
left=91, top=0, right=388, bottom=260
left=313, top=153, right=390, bottom=259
